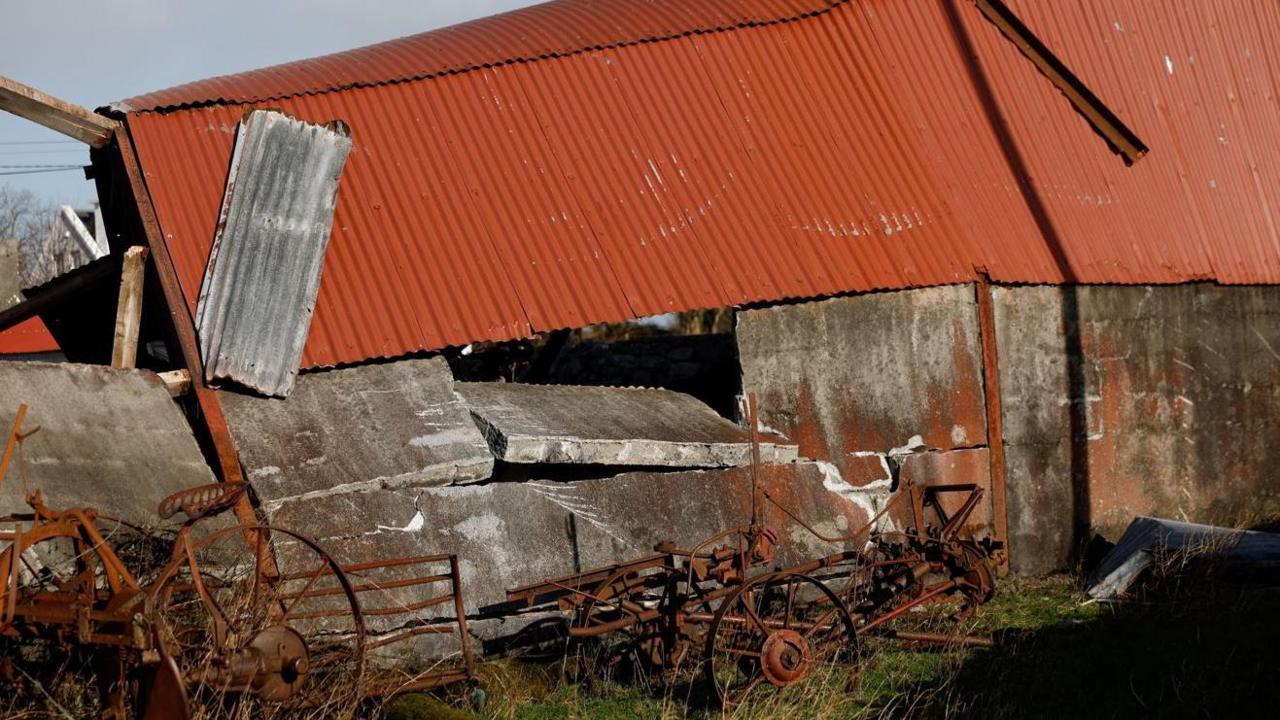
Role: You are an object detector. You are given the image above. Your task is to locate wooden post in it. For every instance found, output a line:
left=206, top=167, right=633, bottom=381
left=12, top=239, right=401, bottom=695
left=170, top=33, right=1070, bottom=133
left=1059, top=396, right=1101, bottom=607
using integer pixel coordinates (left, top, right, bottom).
left=111, top=246, right=148, bottom=369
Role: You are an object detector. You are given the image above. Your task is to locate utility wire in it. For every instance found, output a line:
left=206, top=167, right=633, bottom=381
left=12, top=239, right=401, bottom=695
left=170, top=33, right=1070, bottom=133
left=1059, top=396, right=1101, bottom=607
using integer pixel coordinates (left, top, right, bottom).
left=0, top=163, right=85, bottom=169
left=0, top=149, right=89, bottom=156
left=0, top=166, right=84, bottom=176
left=0, top=140, right=80, bottom=146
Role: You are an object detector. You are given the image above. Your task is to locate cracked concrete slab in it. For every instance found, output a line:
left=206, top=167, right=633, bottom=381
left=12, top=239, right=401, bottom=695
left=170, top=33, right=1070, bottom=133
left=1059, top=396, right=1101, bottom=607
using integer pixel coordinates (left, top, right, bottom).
left=266, top=461, right=873, bottom=638
left=220, top=356, right=493, bottom=506
left=456, top=382, right=797, bottom=466
left=0, top=362, right=215, bottom=524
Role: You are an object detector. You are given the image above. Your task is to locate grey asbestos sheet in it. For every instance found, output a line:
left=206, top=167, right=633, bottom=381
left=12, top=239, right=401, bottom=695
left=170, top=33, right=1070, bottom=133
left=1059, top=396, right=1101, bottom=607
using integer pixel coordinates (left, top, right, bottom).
left=456, top=382, right=798, bottom=467
left=195, top=110, right=352, bottom=398
left=221, top=357, right=493, bottom=507
left=0, top=362, right=215, bottom=524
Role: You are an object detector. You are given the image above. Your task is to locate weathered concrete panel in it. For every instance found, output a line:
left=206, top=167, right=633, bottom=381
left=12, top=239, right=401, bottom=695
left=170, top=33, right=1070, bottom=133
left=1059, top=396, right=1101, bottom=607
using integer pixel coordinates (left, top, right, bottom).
left=737, top=286, right=987, bottom=483
left=992, top=286, right=1075, bottom=574
left=457, top=382, right=797, bottom=466
left=267, top=462, right=874, bottom=627
left=222, top=357, right=493, bottom=506
left=996, top=284, right=1280, bottom=573
left=0, top=362, right=215, bottom=522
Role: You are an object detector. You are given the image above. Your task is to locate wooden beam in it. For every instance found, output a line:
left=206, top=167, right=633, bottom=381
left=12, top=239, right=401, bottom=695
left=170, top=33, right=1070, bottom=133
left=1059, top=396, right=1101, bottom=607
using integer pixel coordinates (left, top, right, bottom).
left=0, top=257, right=116, bottom=333
left=158, top=369, right=192, bottom=397
left=971, top=0, right=1148, bottom=165
left=111, top=246, right=148, bottom=369
left=0, top=75, right=119, bottom=148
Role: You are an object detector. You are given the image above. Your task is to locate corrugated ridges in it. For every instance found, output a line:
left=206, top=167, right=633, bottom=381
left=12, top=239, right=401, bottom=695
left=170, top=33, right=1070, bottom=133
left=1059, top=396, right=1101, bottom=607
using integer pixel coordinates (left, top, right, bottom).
left=195, top=111, right=352, bottom=395
left=112, top=0, right=844, bottom=113
left=127, top=0, right=1280, bottom=371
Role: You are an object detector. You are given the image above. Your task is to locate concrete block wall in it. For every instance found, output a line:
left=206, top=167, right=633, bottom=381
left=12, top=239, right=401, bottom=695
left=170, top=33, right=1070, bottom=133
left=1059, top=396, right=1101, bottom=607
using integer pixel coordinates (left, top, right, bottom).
left=995, top=284, right=1280, bottom=572
left=737, top=283, right=1280, bottom=574
left=737, top=286, right=996, bottom=538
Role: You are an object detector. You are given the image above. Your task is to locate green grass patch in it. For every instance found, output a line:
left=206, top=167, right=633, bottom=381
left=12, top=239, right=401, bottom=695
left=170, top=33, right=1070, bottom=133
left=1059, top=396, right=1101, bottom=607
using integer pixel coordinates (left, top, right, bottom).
left=387, top=573, right=1279, bottom=719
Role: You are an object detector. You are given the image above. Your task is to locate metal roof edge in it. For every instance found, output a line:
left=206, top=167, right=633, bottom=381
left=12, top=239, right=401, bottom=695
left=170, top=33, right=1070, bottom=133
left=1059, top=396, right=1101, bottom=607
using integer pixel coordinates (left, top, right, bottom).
left=104, top=0, right=848, bottom=115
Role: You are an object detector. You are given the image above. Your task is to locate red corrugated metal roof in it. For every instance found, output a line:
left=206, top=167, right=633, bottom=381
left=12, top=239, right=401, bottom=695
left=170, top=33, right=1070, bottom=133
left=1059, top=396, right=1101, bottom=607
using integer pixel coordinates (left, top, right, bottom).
left=122, top=0, right=1280, bottom=369
left=0, top=317, right=59, bottom=355
left=112, top=0, right=842, bottom=113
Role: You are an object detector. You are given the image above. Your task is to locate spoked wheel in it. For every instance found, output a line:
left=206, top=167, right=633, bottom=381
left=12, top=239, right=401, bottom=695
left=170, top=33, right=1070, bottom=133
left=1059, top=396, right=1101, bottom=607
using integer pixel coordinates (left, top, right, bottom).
left=703, top=572, right=856, bottom=707
left=945, top=541, right=996, bottom=616
left=568, top=568, right=684, bottom=687
left=150, top=524, right=366, bottom=718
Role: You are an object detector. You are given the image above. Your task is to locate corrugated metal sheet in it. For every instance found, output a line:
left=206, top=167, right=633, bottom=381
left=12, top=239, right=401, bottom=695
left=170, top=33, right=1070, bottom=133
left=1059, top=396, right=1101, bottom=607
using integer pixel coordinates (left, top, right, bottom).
left=111, top=0, right=842, bottom=113
left=195, top=110, right=351, bottom=395
left=124, top=0, right=1280, bottom=370
left=0, top=317, right=58, bottom=355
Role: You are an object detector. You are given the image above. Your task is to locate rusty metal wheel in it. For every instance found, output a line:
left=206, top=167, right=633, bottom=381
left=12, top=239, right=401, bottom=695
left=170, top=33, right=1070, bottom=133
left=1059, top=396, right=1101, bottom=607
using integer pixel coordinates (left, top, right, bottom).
left=568, top=566, right=690, bottom=686
left=703, top=572, right=856, bottom=707
left=149, top=524, right=366, bottom=718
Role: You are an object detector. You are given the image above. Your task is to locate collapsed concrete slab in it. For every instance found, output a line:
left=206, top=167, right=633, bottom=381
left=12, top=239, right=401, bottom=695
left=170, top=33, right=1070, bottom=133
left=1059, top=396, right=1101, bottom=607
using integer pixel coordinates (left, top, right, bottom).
left=266, top=461, right=873, bottom=657
left=221, top=357, right=493, bottom=506
left=0, top=362, right=215, bottom=523
left=456, top=382, right=797, bottom=466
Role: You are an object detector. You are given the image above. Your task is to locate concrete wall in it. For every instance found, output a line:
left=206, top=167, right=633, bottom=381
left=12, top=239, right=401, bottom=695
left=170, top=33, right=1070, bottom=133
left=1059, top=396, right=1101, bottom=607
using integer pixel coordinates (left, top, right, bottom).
left=737, top=286, right=995, bottom=537
left=995, top=284, right=1280, bottom=572
left=740, top=283, right=1280, bottom=574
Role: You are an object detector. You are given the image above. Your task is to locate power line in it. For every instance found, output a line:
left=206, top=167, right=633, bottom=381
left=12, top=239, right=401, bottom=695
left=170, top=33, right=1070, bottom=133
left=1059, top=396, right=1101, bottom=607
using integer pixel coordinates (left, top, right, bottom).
left=0, top=140, right=80, bottom=146
left=0, top=166, right=84, bottom=176
left=0, top=163, right=85, bottom=169
left=0, top=149, right=89, bottom=156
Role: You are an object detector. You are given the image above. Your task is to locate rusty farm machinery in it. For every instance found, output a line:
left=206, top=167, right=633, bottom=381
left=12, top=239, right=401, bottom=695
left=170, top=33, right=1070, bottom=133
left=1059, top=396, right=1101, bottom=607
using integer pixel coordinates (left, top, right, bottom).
left=0, top=404, right=476, bottom=719
left=507, top=397, right=1003, bottom=706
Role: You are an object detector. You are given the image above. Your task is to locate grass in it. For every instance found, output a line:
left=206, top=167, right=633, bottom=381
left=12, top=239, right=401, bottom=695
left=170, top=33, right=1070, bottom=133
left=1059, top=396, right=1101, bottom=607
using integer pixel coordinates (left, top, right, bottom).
left=385, top=568, right=1279, bottom=720
left=8, top=567, right=1275, bottom=718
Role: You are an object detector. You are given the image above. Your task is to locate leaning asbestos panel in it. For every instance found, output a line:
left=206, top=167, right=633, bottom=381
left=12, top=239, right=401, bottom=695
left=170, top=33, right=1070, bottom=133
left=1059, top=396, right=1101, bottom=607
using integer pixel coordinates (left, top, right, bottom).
left=456, top=383, right=798, bottom=466
left=0, top=362, right=215, bottom=522
left=220, top=357, right=494, bottom=505
left=195, top=110, right=352, bottom=398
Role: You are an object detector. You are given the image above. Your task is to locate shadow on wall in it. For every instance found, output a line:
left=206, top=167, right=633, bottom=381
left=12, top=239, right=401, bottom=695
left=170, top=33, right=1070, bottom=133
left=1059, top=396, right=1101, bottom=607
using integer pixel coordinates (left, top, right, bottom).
left=942, top=0, right=1092, bottom=562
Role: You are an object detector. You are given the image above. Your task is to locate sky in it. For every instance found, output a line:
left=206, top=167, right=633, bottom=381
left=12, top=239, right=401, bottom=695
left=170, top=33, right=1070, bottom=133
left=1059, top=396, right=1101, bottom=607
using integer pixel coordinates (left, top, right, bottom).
left=0, top=0, right=539, bottom=207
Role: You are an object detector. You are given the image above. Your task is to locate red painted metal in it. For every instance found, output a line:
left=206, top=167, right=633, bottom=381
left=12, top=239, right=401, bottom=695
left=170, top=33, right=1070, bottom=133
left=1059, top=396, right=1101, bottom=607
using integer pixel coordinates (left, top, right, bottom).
left=0, top=317, right=57, bottom=355
left=117, top=0, right=1280, bottom=369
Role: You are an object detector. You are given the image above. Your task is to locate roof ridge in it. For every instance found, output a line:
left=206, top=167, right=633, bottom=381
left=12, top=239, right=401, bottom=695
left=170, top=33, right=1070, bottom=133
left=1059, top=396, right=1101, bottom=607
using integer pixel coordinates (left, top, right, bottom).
left=108, top=0, right=847, bottom=114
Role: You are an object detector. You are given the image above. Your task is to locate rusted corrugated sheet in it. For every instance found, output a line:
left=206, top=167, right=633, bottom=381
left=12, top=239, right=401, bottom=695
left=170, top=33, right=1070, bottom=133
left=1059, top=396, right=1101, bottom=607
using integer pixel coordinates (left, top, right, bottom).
left=123, top=0, right=1280, bottom=369
left=0, top=317, right=58, bottom=355
left=111, top=0, right=842, bottom=113
left=195, top=110, right=351, bottom=396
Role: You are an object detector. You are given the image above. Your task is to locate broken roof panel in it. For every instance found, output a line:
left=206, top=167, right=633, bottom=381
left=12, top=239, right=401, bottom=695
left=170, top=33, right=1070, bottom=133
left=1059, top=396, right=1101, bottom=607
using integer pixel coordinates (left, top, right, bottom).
left=195, top=110, right=351, bottom=397
left=221, top=357, right=493, bottom=508
left=120, top=0, right=1280, bottom=369
left=457, top=382, right=798, bottom=466
left=0, top=363, right=215, bottom=522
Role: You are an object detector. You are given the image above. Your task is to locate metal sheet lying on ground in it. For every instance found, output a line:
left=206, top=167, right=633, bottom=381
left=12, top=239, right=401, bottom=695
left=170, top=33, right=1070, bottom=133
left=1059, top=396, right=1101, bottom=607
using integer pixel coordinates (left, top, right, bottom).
left=220, top=357, right=494, bottom=508
left=1087, top=516, right=1280, bottom=600
left=195, top=110, right=351, bottom=396
left=0, top=363, right=215, bottom=522
left=119, top=0, right=1280, bottom=369
left=457, top=382, right=798, bottom=466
